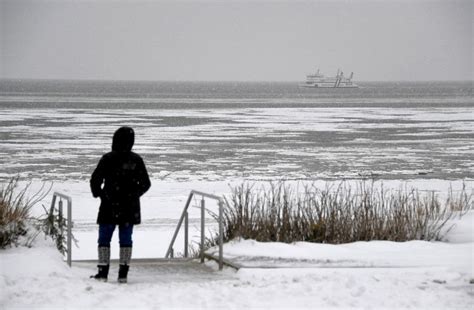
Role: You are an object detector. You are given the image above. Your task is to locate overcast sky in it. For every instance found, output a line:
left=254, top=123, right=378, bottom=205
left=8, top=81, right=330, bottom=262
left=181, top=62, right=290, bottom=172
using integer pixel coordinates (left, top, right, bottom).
left=0, top=0, right=472, bottom=81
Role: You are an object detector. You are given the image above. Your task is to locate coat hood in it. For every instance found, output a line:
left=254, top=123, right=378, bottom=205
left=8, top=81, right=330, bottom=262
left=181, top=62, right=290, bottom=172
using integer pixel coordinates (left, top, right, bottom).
left=112, top=126, right=135, bottom=152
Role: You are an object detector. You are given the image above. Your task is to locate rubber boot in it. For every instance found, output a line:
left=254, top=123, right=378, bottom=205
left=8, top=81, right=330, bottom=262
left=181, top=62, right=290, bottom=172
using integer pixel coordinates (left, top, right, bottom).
left=90, top=246, right=110, bottom=282
left=118, top=265, right=129, bottom=283
left=118, top=247, right=132, bottom=283
left=90, top=265, right=109, bottom=282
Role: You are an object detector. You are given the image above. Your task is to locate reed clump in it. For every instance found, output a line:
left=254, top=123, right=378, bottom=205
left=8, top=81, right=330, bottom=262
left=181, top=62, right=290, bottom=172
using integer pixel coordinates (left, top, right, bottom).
left=0, top=177, right=50, bottom=248
left=219, top=181, right=472, bottom=244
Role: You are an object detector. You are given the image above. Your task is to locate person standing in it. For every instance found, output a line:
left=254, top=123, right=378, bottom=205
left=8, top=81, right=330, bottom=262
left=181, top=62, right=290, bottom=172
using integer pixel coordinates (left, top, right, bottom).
left=90, top=126, right=151, bottom=283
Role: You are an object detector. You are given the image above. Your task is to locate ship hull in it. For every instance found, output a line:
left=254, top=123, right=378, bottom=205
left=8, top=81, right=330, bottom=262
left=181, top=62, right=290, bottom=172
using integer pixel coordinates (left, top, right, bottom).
left=300, top=68, right=358, bottom=88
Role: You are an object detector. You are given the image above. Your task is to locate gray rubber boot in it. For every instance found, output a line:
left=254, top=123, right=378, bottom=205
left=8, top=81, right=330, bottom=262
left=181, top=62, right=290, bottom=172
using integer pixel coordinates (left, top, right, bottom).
left=91, top=246, right=110, bottom=281
left=118, top=247, right=132, bottom=283
left=91, top=265, right=109, bottom=282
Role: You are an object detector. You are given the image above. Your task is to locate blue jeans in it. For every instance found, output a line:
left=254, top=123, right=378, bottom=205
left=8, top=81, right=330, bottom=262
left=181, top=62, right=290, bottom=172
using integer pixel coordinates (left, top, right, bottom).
left=98, top=223, right=134, bottom=247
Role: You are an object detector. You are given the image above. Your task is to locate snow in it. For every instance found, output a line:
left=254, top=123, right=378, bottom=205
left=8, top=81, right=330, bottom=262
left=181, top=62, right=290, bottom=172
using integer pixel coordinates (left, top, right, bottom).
left=1, top=180, right=473, bottom=309
left=443, top=211, right=474, bottom=244
left=1, top=220, right=473, bottom=309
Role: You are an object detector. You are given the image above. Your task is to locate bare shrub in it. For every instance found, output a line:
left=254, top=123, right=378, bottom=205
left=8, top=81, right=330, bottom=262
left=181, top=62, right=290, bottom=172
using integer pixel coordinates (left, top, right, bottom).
left=217, top=181, right=472, bottom=244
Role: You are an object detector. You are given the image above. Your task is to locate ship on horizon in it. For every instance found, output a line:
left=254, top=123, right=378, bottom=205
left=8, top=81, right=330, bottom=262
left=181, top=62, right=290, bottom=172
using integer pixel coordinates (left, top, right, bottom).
left=299, top=69, right=358, bottom=88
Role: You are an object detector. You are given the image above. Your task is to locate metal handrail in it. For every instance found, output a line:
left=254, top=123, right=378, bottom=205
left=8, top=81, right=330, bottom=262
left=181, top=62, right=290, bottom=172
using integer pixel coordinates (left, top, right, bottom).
left=50, top=192, right=73, bottom=267
left=165, top=190, right=225, bottom=270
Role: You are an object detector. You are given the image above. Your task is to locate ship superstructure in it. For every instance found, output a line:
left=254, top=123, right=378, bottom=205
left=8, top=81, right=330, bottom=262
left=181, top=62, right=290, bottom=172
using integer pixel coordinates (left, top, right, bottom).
left=300, top=69, right=358, bottom=88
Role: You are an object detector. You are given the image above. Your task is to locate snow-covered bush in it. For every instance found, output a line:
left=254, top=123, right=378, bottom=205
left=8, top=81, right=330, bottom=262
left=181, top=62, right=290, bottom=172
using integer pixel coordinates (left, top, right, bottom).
left=219, top=181, right=472, bottom=244
left=0, top=176, right=75, bottom=251
left=0, top=177, right=76, bottom=254
left=0, top=177, right=47, bottom=248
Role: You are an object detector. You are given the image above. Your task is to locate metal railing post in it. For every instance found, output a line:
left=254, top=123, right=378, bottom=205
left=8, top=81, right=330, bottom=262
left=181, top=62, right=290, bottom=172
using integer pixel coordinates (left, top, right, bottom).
left=58, top=199, right=63, bottom=223
left=67, top=197, right=72, bottom=267
left=218, top=201, right=224, bottom=270
left=51, top=192, right=72, bottom=267
left=200, top=197, right=205, bottom=263
left=184, top=211, right=189, bottom=258
left=50, top=194, right=57, bottom=215
left=165, top=192, right=193, bottom=258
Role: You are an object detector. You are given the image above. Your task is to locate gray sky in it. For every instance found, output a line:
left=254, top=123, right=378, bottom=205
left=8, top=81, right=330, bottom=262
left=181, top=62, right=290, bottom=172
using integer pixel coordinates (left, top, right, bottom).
left=1, top=0, right=472, bottom=81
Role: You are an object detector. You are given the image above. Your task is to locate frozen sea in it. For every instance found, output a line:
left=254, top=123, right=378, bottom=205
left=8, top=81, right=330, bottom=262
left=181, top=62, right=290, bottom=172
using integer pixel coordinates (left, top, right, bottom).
left=1, top=80, right=473, bottom=181
left=1, top=79, right=473, bottom=259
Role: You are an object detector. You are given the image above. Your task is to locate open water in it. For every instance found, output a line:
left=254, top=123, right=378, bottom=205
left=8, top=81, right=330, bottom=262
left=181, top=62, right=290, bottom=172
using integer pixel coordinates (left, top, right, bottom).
left=0, top=80, right=472, bottom=182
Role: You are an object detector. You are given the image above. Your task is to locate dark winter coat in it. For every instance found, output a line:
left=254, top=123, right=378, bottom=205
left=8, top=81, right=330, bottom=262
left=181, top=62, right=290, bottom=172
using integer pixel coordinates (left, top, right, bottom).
left=90, top=127, right=151, bottom=225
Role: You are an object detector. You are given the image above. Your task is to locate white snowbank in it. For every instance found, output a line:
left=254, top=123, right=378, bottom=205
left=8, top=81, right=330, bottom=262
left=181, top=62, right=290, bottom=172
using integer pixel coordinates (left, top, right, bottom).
left=442, top=211, right=474, bottom=243
left=213, top=239, right=473, bottom=270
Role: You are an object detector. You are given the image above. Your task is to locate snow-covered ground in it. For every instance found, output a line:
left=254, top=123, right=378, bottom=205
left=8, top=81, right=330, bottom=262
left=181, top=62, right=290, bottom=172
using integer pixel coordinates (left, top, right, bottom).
left=0, top=213, right=473, bottom=309
left=1, top=179, right=473, bottom=309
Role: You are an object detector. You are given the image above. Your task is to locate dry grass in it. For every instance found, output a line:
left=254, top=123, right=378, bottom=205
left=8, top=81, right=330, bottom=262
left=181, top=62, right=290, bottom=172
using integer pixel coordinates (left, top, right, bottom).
left=0, top=177, right=50, bottom=248
left=217, top=181, right=472, bottom=244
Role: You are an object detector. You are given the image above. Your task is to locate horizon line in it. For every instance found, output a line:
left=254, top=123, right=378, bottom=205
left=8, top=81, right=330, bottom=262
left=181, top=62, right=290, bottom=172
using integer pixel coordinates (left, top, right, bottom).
left=1, top=77, right=473, bottom=83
